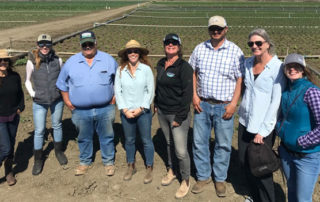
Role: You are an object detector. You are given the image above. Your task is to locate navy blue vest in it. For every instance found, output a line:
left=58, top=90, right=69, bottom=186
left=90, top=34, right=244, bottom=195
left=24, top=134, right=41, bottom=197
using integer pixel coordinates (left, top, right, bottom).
left=277, top=78, right=320, bottom=153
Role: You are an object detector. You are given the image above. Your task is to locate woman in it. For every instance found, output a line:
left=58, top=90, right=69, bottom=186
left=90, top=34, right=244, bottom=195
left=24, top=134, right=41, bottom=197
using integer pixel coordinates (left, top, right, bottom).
left=25, top=34, right=67, bottom=176
left=115, top=40, right=154, bottom=184
left=237, top=29, right=285, bottom=202
left=0, top=49, right=24, bottom=186
left=276, top=53, right=320, bottom=202
left=154, top=33, right=193, bottom=199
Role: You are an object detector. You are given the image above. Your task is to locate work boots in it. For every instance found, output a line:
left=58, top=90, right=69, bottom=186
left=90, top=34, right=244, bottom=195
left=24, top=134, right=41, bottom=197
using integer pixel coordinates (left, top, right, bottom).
left=4, top=158, right=16, bottom=186
left=54, top=141, right=68, bottom=165
left=32, top=149, right=43, bottom=175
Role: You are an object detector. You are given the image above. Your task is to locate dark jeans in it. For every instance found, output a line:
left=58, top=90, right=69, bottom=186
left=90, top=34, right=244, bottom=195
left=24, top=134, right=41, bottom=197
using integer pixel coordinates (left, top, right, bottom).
left=0, top=115, right=19, bottom=163
left=238, top=123, right=276, bottom=202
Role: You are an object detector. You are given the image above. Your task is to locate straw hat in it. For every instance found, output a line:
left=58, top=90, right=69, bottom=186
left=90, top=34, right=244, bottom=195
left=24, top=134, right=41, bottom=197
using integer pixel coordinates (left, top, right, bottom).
left=118, top=40, right=149, bottom=58
left=0, top=49, right=16, bottom=62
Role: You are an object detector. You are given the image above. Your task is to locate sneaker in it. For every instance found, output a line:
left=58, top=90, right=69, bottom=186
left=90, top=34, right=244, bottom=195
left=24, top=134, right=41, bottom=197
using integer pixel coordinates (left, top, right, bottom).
left=105, top=165, right=115, bottom=176
left=161, top=169, right=176, bottom=186
left=175, top=180, right=190, bottom=199
left=75, top=165, right=90, bottom=176
left=143, top=166, right=153, bottom=184
left=214, top=181, right=226, bottom=197
left=191, top=179, right=211, bottom=194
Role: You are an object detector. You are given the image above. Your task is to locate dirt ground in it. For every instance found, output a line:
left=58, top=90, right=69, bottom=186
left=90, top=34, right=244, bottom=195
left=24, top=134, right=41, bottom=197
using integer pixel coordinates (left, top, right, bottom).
left=0, top=3, right=319, bottom=202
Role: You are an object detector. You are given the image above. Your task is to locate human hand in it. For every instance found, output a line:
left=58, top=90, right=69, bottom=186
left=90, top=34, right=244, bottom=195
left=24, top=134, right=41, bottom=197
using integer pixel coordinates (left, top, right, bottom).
left=172, top=121, right=180, bottom=127
left=193, top=95, right=202, bottom=113
left=65, top=101, right=75, bottom=111
left=222, top=103, right=236, bottom=120
left=109, top=96, right=116, bottom=105
left=17, top=109, right=21, bottom=114
left=253, top=134, right=264, bottom=144
left=124, top=110, right=135, bottom=119
left=132, top=108, right=143, bottom=117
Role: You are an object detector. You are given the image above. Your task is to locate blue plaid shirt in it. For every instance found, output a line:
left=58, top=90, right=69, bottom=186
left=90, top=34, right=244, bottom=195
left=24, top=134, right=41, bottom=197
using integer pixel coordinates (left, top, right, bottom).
left=189, top=39, right=244, bottom=101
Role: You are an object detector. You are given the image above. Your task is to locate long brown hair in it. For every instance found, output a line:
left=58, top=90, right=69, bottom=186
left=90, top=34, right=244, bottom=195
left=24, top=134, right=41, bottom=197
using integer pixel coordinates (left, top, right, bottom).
left=32, top=49, right=42, bottom=70
left=119, top=52, right=152, bottom=76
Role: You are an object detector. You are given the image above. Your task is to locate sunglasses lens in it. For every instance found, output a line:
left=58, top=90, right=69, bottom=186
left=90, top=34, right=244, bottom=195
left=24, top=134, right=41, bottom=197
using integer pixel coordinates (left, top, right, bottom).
left=82, top=42, right=94, bottom=49
left=38, top=43, right=52, bottom=48
left=127, top=49, right=140, bottom=54
left=0, top=59, right=9, bottom=62
left=209, top=26, right=224, bottom=33
left=255, top=41, right=263, bottom=46
left=247, top=42, right=254, bottom=47
left=164, top=40, right=179, bottom=46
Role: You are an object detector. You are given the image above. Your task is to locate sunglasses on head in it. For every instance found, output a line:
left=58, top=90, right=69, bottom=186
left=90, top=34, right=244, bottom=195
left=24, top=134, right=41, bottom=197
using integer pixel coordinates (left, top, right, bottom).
left=0, top=58, right=9, bottom=63
left=164, top=40, right=179, bottom=46
left=209, top=26, right=225, bottom=33
left=38, top=42, right=52, bottom=48
left=127, top=49, right=140, bottom=54
left=81, top=42, right=95, bottom=50
left=247, top=41, right=265, bottom=47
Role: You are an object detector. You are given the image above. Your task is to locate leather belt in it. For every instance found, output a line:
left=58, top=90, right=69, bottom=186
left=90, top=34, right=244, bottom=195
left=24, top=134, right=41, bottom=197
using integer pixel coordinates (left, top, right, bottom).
left=200, top=97, right=231, bottom=105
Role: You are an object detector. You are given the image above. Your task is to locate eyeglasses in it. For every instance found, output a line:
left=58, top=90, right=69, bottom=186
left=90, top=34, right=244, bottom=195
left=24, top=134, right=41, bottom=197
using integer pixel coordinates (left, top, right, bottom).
left=0, top=58, right=9, bottom=63
left=38, top=43, right=52, bottom=48
left=81, top=42, right=95, bottom=50
left=127, top=49, right=140, bottom=54
left=247, top=41, right=265, bottom=47
left=208, top=26, right=225, bottom=33
left=164, top=40, right=179, bottom=46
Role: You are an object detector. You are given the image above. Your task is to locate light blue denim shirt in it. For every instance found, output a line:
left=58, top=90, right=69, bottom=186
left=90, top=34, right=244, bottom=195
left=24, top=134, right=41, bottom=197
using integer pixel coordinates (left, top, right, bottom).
left=56, top=50, right=118, bottom=108
left=238, top=55, right=286, bottom=137
left=114, top=62, right=154, bottom=110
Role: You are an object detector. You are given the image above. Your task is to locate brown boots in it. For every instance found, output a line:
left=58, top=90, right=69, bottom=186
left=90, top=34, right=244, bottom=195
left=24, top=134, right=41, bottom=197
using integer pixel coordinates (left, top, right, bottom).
left=4, top=158, right=16, bottom=186
left=123, top=163, right=136, bottom=181
left=143, top=166, right=153, bottom=184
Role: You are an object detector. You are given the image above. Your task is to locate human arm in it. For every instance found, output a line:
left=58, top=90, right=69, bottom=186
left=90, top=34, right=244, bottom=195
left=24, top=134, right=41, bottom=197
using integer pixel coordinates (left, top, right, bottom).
left=25, top=60, right=35, bottom=97
left=114, top=68, right=127, bottom=110
left=173, top=62, right=193, bottom=125
left=223, top=77, right=242, bottom=119
left=297, top=87, right=320, bottom=148
left=17, top=74, right=25, bottom=113
left=140, top=66, right=155, bottom=110
left=192, top=71, right=202, bottom=113
left=61, top=91, right=75, bottom=110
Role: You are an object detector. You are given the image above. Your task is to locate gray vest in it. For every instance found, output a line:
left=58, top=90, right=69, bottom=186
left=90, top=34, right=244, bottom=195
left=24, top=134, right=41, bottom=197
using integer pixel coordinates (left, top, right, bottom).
left=29, top=51, right=62, bottom=105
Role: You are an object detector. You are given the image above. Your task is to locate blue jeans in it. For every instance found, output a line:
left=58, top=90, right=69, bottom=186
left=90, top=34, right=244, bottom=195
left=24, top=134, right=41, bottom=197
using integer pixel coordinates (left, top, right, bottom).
left=0, top=115, right=19, bottom=163
left=72, top=104, right=115, bottom=166
left=120, top=109, right=154, bottom=166
left=33, top=99, right=64, bottom=150
left=279, top=145, right=320, bottom=202
left=193, top=101, right=234, bottom=182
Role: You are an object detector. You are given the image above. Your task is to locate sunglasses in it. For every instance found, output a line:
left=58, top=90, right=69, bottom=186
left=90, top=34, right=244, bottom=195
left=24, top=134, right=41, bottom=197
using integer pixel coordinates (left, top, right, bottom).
left=0, top=58, right=9, bottom=63
left=247, top=41, right=265, bottom=47
left=164, top=40, right=179, bottom=46
left=127, top=49, right=140, bottom=54
left=38, top=43, right=52, bottom=48
left=81, top=42, right=95, bottom=50
left=208, top=26, right=225, bottom=33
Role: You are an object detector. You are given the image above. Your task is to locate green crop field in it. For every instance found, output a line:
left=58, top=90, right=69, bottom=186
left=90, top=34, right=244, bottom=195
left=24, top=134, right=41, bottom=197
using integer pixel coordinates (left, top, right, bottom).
left=52, top=1, right=320, bottom=70
left=0, top=1, right=143, bottom=30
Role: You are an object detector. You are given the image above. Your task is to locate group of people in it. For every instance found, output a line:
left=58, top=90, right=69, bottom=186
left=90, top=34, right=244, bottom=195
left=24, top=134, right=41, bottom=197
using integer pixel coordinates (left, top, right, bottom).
left=0, top=15, right=319, bottom=201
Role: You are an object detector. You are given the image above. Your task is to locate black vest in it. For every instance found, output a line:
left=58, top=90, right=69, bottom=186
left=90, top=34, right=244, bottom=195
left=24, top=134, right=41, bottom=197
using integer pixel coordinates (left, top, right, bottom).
left=29, top=50, right=61, bottom=105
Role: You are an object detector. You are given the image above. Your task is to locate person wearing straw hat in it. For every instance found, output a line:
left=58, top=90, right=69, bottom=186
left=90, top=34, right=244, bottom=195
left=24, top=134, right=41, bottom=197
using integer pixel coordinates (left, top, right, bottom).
left=154, top=33, right=193, bottom=199
left=276, top=53, right=320, bottom=202
left=56, top=30, right=118, bottom=176
left=0, top=49, right=24, bottom=186
left=25, top=34, right=67, bottom=176
left=115, top=39, right=154, bottom=184
left=189, top=16, right=244, bottom=197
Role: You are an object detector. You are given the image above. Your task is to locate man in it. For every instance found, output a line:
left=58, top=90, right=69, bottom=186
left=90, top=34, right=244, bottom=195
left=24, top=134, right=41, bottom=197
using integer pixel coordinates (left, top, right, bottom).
left=189, top=16, right=244, bottom=197
left=56, top=31, right=117, bottom=176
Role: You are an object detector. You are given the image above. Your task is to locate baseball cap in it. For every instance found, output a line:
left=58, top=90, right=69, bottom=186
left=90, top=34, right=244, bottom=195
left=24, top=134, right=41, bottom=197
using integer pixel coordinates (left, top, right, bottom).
left=208, top=16, right=227, bottom=28
left=163, top=33, right=181, bottom=45
left=80, top=31, right=96, bottom=45
left=37, top=34, right=52, bottom=42
left=284, top=53, right=306, bottom=68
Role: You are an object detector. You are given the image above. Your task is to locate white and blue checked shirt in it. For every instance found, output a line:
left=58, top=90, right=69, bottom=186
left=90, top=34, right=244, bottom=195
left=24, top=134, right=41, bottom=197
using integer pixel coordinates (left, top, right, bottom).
left=189, top=39, right=244, bottom=101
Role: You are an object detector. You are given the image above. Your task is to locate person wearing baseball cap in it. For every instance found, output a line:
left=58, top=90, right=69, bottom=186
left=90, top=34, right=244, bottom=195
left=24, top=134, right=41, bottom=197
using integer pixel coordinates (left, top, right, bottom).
left=155, top=33, right=193, bottom=198
left=115, top=40, right=155, bottom=184
left=189, top=16, right=244, bottom=197
left=56, top=30, right=118, bottom=176
left=277, top=53, right=320, bottom=202
left=25, top=33, right=67, bottom=176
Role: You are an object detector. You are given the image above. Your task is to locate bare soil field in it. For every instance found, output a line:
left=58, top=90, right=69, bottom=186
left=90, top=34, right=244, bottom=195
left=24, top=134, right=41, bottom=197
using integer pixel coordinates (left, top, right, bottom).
left=0, top=3, right=319, bottom=202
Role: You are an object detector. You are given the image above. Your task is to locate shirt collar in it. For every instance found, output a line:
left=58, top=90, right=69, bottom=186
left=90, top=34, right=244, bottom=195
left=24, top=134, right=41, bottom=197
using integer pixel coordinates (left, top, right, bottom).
left=124, top=62, right=141, bottom=72
left=205, top=38, right=230, bottom=50
left=78, top=50, right=102, bottom=63
left=247, top=55, right=279, bottom=70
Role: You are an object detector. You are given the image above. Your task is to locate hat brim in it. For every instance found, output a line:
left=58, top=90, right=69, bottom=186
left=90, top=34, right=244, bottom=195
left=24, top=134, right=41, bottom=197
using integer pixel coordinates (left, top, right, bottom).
left=118, top=47, right=149, bottom=58
left=80, top=38, right=96, bottom=45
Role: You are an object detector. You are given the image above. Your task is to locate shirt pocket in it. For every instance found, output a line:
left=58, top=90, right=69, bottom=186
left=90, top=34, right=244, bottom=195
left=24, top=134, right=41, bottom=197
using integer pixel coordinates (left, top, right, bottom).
left=98, top=69, right=112, bottom=85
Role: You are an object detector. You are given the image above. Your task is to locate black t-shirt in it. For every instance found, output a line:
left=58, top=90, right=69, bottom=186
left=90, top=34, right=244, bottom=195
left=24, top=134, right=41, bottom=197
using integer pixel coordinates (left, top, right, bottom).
left=0, top=71, right=25, bottom=116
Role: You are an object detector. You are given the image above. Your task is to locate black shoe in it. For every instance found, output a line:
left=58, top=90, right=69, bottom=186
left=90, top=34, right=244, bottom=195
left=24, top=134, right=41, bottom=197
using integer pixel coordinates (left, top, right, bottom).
left=54, top=142, right=68, bottom=165
left=32, top=150, right=43, bottom=175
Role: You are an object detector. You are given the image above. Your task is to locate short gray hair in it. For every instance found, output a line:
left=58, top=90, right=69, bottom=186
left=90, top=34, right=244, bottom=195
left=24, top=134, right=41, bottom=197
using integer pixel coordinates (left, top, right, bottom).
left=248, top=28, right=275, bottom=55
